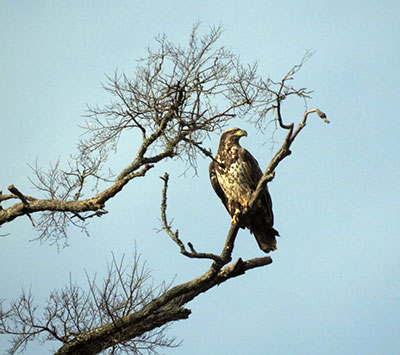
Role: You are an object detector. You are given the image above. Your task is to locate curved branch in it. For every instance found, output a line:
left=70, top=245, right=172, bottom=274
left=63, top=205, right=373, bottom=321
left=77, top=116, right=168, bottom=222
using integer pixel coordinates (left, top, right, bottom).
left=245, top=108, right=329, bottom=214
left=160, top=172, right=224, bottom=263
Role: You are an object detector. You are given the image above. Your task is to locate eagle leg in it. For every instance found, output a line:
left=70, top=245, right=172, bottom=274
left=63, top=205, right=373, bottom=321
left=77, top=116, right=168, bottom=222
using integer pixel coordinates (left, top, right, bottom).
left=231, top=208, right=241, bottom=224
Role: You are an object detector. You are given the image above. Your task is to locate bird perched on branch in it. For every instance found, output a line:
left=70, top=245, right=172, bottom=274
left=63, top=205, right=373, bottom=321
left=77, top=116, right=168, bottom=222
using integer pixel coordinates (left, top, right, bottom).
left=209, top=127, right=279, bottom=253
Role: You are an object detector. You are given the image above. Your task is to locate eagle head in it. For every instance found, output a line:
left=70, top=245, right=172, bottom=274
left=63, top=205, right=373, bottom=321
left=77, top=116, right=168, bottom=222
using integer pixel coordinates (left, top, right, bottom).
left=220, top=127, right=247, bottom=146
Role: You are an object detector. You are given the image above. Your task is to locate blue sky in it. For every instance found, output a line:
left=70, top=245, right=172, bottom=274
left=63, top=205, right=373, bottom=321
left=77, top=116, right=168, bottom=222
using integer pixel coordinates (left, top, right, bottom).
left=1, top=1, right=399, bottom=354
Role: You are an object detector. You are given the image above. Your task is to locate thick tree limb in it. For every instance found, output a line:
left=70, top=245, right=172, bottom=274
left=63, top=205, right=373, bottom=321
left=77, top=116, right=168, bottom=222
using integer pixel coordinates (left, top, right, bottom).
left=55, top=305, right=190, bottom=355
left=0, top=162, right=155, bottom=227
left=55, top=248, right=271, bottom=355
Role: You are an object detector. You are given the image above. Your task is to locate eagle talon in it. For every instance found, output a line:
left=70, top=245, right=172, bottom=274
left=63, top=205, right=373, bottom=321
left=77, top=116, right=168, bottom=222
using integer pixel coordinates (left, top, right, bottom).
left=232, top=208, right=240, bottom=224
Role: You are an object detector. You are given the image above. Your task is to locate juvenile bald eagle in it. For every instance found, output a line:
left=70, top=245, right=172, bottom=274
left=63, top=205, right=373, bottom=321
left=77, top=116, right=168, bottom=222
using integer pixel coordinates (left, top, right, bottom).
left=209, top=127, right=279, bottom=253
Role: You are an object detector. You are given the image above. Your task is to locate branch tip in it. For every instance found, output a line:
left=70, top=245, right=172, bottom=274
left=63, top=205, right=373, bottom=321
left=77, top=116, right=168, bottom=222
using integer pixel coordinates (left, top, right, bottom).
left=316, top=109, right=330, bottom=124
left=8, top=185, right=29, bottom=205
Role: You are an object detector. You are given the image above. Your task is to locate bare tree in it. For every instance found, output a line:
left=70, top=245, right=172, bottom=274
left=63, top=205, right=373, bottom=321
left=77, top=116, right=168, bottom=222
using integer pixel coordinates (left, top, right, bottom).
left=0, top=24, right=329, bottom=354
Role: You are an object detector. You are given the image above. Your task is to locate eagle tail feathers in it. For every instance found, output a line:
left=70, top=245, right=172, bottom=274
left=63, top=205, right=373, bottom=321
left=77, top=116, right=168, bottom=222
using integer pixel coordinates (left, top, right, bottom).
left=252, top=227, right=279, bottom=254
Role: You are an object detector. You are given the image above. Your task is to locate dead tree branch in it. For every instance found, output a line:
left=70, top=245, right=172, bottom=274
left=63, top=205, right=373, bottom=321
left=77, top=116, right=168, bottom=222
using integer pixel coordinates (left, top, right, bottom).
left=244, top=108, right=329, bottom=217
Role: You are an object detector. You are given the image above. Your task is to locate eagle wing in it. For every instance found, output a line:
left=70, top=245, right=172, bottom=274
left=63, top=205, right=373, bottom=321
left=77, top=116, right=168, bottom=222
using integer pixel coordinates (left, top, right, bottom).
left=209, top=160, right=229, bottom=212
left=238, top=147, right=277, bottom=252
left=238, top=147, right=263, bottom=190
left=238, top=147, right=274, bottom=223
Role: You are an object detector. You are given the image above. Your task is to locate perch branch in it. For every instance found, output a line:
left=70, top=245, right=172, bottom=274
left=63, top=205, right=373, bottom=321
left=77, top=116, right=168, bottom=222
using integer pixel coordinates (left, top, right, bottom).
left=244, top=108, right=329, bottom=215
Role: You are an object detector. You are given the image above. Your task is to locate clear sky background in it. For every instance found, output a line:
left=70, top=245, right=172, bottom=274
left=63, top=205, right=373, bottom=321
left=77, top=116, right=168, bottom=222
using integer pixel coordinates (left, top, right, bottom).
left=1, top=1, right=399, bottom=354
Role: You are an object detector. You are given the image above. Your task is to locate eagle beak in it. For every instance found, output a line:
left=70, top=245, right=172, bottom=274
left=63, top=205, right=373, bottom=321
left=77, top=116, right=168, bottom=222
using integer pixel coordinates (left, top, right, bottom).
left=239, top=130, right=248, bottom=137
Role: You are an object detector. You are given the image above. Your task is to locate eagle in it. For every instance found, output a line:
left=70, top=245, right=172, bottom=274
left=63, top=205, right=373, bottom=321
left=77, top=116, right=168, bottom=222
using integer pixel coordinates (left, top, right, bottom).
left=209, top=127, right=279, bottom=253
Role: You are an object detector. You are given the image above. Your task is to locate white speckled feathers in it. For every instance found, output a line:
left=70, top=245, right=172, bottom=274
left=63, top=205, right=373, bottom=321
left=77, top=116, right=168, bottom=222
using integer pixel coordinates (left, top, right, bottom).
left=209, top=127, right=278, bottom=253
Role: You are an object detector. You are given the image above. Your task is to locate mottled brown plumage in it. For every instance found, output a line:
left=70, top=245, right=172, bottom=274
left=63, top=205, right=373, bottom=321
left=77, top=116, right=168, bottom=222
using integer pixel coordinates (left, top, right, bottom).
left=209, top=127, right=278, bottom=253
